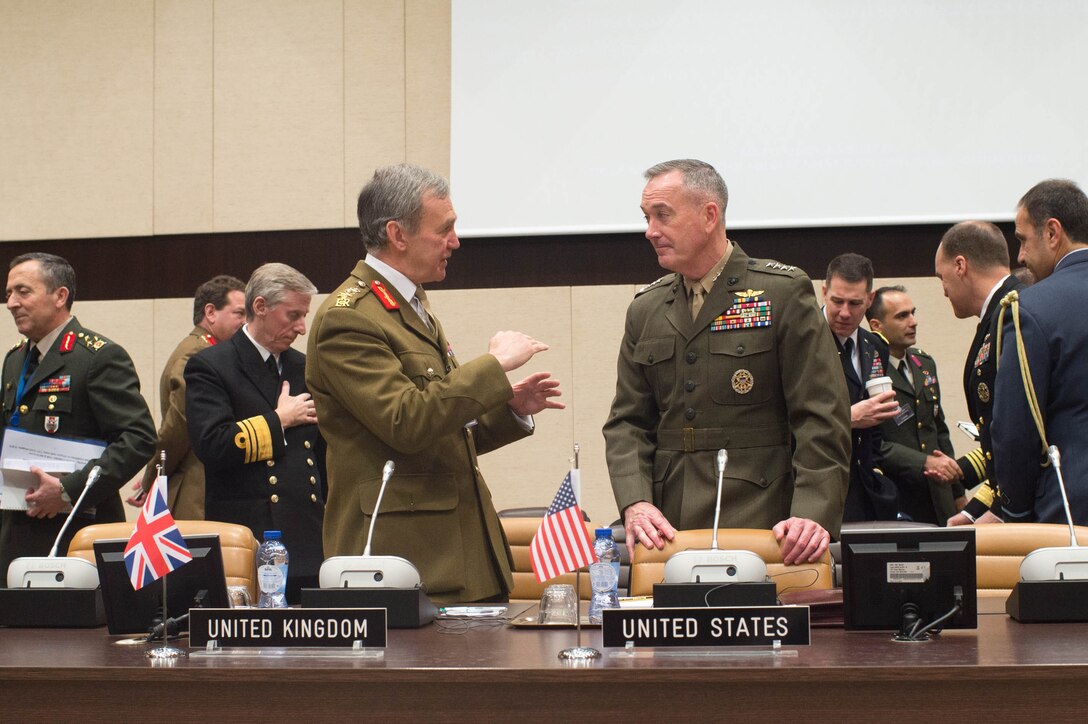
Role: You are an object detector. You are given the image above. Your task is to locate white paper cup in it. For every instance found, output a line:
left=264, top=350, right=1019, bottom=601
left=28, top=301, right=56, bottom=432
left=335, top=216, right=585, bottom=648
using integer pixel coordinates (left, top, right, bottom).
left=865, top=375, right=893, bottom=396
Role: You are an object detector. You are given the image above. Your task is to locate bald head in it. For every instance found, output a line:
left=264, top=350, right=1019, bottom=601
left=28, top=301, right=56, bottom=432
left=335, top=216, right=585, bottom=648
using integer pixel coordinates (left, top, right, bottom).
left=936, top=221, right=1010, bottom=270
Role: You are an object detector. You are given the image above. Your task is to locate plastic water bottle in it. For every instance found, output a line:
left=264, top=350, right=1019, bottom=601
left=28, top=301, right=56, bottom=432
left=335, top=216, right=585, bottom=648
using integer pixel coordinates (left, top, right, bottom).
left=256, top=530, right=289, bottom=609
left=588, top=527, right=621, bottom=624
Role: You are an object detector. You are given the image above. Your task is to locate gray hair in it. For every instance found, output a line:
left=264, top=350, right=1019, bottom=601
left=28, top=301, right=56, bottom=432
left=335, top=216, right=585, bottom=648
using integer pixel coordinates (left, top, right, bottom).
left=9, top=252, right=76, bottom=310
left=356, top=164, right=450, bottom=252
left=644, top=159, right=729, bottom=212
left=245, top=263, right=317, bottom=321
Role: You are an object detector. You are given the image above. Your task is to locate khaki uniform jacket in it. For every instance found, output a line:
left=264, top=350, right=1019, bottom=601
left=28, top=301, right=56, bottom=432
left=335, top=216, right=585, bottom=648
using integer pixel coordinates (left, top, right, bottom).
left=604, top=244, right=851, bottom=537
left=879, top=348, right=961, bottom=524
left=0, top=318, right=156, bottom=579
left=140, top=327, right=216, bottom=519
left=306, top=261, right=528, bottom=603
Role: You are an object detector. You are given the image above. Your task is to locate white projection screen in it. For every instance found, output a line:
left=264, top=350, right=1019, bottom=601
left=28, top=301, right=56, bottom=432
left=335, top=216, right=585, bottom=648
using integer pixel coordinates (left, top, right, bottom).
left=451, top=1, right=1088, bottom=237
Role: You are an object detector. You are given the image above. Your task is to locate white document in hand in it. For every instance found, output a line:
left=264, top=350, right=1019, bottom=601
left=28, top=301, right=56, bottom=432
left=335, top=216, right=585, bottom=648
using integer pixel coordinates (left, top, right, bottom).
left=0, top=427, right=106, bottom=511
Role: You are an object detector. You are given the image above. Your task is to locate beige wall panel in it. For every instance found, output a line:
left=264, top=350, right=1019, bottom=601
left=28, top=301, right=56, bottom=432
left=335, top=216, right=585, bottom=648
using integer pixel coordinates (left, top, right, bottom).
left=154, top=0, right=214, bottom=235
left=344, top=0, right=407, bottom=225
left=149, top=297, right=198, bottom=419
left=213, top=0, right=344, bottom=231
left=404, top=0, right=451, bottom=176
left=0, top=1, right=153, bottom=241
left=570, top=285, right=639, bottom=524
left=430, top=286, right=575, bottom=514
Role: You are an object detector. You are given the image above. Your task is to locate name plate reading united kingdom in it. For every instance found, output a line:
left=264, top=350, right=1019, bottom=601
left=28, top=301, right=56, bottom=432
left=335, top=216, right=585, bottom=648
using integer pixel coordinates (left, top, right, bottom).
left=601, top=606, right=810, bottom=648
left=189, top=608, right=386, bottom=648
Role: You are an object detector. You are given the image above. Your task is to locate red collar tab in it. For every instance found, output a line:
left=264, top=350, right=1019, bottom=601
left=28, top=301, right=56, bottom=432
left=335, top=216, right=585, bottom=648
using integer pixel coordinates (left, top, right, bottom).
left=59, top=331, right=76, bottom=353
left=202, top=333, right=217, bottom=346
left=372, top=281, right=400, bottom=310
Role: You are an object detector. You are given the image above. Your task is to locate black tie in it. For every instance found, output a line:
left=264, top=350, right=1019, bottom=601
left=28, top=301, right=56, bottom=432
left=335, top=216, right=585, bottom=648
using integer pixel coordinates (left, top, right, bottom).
left=23, top=347, right=40, bottom=387
left=266, top=355, right=280, bottom=381
left=898, top=359, right=910, bottom=383
left=842, top=337, right=858, bottom=381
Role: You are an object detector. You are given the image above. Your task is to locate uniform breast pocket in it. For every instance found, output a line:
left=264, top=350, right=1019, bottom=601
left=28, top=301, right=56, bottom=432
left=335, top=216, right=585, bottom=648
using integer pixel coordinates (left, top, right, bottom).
left=32, top=393, right=73, bottom=415
left=398, top=350, right=444, bottom=390
left=634, top=337, right=676, bottom=403
left=708, top=330, right=777, bottom=405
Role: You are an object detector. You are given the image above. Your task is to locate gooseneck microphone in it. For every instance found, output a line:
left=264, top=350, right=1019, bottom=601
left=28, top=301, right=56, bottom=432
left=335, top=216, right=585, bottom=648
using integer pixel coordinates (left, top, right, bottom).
left=48, top=465, right=102, bottom=557
left=711, top=449, right=727, bottom=551
left=363, top=460, right=395, bottom=557
left=1048, top=446, right=1080, bottom=548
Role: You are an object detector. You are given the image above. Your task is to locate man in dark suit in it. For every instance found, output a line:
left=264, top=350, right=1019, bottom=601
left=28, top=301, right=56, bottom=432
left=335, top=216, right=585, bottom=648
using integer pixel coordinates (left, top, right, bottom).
left=186, top=263, right=325, bottom=603
left=1, top=253, right=156, bottom=583
left=868, top=285, right=966, bottom=524
left=823, top=253, right=899, bottom=522
left=934, top=220, right=1022, bottom=525
left=994, top=179, right=1088, bottom=525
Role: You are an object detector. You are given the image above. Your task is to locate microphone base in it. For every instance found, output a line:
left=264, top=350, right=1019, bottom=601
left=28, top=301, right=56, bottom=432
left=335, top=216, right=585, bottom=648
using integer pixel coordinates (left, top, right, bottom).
left=653, top=581, right=778, bottom=608
left=1006, top=579, right=1088, bottom=623
left=300, top=587, right=436, bottom=628
left=0, top=587, right=106, bottom=628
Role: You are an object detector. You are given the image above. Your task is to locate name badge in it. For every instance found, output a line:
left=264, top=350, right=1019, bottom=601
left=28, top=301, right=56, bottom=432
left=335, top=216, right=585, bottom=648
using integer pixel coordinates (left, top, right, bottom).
left=601, top=606, right=809, bottom=648
left=893, top=405, right=915, bottom=427
left=189, top=607, right=386, bottom=648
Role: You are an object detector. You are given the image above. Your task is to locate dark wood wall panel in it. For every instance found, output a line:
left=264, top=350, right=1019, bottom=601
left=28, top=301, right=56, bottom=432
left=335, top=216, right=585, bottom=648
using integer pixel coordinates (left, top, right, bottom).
left=1, top=221, right=1017, bottom=301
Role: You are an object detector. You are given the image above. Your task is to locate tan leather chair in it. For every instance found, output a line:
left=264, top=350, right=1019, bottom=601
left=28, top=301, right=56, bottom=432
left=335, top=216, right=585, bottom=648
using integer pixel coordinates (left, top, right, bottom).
left=67, top=520, right=259, bottom=601
left=500, top=516, right=596, bottom=601
left=628, top=528, right=834, bottom=597
left=971, top=523, right=1088, bottom=598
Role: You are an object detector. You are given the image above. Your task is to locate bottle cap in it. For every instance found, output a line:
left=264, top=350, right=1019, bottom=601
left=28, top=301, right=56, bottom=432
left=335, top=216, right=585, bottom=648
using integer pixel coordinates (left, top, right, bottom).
left=263, top=530, right=282, bottom=540
left=595, top=528, right=613, bottom=537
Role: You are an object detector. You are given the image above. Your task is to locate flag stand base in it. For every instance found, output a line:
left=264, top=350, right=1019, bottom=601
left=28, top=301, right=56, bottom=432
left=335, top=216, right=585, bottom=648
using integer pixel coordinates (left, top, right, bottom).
left=146, top=645, right=187, bottom=659
left=558, top=645, right=601, bottom=661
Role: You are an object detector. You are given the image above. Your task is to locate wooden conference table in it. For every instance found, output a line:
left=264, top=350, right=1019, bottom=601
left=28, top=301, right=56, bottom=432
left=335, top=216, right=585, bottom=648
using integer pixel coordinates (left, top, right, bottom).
left=1, top=598, right=1085, bottom=722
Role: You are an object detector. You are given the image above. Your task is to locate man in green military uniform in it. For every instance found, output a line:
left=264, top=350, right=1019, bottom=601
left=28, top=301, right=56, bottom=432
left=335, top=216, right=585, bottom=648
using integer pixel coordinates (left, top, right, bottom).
left=1, top=253, right=155, bottom=583
left=868, top=285, right=967, bottom=524
left=307, top=164, right=564, bottom=603
left=603, top=159, right=850, bottom=565
left=127, top=275, right=246, bottom=518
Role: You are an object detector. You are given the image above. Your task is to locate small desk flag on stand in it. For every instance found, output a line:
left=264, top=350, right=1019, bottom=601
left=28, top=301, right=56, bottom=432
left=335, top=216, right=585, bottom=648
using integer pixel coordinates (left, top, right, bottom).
left=530, top=471, right=596, bottom=582
left=124, top=473, right=191, bottom=590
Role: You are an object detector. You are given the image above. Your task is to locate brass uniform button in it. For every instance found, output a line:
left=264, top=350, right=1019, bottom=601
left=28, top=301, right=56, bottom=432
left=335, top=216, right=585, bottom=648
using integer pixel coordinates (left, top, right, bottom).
left=304, top=440, right=312, bottom=449
left=917, top=421, right=923, bottom=429
left=309, top=476, right=317, bottom=486
left=269, top=476, right=278, bottom=485
left=267, top=460, right=275, bottom=467
left=48, top=395, right=57, bottom=403
left=307, top=458, right=314, bottom=467
left=311, top=494, right=317, bottom=502
left=920, top=443, right=927, bottom=451
left=48, top=404, right=55, bottom=410
left=19, top=404, right=28, bottom=414
left=271, top=494, right=279, bottom=503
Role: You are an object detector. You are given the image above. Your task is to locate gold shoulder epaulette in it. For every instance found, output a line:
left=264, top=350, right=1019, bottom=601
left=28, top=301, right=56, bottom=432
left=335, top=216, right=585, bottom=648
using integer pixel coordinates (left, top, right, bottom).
left=334, top=279, right=371, bottom=308
left=77, top=332, right=110, bottom=352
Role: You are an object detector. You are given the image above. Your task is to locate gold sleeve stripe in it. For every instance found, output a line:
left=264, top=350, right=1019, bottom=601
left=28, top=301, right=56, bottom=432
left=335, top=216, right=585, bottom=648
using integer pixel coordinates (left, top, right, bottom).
left=234, top=415, right=273, bottom=464
left=965, top=448, right=987, bottom=480
left=973, top=484, right=996, bottom=508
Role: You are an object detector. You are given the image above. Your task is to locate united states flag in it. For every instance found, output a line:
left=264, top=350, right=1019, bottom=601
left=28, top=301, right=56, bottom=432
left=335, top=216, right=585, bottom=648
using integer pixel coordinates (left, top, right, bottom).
left=530, top=471, right=597, bottom=582
left=124, top=474, right=191, bottom=590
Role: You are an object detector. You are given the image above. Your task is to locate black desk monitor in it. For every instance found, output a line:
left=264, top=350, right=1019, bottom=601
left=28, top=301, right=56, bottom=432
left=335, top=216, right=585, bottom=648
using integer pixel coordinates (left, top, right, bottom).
left=841, top=527, right=977, bottom=640
left=92, top=534, right=230, bottom=635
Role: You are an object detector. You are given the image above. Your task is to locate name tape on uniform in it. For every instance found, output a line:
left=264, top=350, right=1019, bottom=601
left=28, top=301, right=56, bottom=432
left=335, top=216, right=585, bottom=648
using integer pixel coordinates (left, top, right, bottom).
left=601, top=605, right=810, bottom=648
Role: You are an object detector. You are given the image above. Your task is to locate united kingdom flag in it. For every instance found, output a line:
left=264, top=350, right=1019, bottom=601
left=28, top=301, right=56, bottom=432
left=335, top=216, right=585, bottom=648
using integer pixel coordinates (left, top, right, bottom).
left=123, top=474, right=191, bottom=590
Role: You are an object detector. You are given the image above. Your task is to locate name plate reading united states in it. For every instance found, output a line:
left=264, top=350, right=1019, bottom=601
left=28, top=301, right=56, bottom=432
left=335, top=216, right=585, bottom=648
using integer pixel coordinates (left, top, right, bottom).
left=602, top=606, right=810, bottom=648
left=189, top=608, right=387, bottom=648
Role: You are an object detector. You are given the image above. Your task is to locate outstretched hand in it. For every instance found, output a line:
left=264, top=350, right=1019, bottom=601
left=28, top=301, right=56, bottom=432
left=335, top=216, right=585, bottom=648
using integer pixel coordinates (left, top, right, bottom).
left=509, top=372, right=564, bottom=416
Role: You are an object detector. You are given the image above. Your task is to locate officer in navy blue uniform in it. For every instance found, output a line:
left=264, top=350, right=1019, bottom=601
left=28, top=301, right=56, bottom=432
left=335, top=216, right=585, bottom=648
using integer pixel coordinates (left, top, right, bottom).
left=935, top=220, right=1023, bottom=525
left=822, top=254, right=899, bottom=522
left=186, top=263, right=326, bottom=603
left=994, top=180, right=1088, bottom=525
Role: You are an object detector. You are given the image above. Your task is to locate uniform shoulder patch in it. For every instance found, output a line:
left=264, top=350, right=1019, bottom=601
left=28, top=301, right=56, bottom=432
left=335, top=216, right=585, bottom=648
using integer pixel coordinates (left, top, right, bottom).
left=333, top=279, right=372, bottom=308
left=635, top=274, right=677, bottom=297
left=10, top=338, right=27, bottom=351
left=77, top=331, right=111, bottom=352
left=751, top=258, right=804, bottom=277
